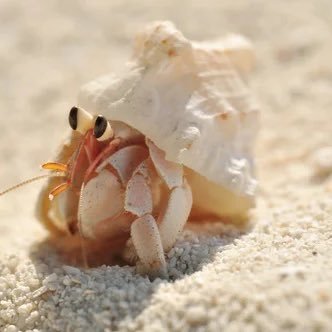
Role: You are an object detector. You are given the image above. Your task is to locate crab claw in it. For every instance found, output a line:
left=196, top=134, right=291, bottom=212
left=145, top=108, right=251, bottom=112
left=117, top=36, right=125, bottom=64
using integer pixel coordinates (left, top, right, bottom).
left=78, top=169, right=123, bottom=239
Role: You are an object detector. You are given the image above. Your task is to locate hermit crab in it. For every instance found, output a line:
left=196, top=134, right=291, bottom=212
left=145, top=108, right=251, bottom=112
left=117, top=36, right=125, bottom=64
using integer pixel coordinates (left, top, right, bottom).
left=32, top=21, right=258, bottom=278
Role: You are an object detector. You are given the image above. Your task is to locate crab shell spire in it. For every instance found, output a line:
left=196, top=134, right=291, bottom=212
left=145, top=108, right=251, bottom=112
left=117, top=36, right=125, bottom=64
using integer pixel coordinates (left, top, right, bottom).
left=78, top=21, right=259, bottom=215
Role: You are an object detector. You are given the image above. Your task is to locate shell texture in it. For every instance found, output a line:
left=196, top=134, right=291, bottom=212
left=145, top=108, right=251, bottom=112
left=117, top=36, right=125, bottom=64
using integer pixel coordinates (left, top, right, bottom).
left=78, top=21, right=259, bottom=202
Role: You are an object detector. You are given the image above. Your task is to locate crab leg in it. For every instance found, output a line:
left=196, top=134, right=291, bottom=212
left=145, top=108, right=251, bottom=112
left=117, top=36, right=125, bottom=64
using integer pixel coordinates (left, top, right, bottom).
left=146, top=139, right=183, bottom=189
left=131, top=215, right=167, bottom=278
left=146, top=139, right=193, bottom=251
left=157, top=179, right=192, bottom=251
left=125, top=167, right=167, bottom=278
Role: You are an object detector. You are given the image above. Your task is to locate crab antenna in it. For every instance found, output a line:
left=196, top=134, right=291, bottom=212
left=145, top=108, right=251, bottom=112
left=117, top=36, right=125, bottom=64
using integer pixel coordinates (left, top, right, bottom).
left=0, top=173, right=66, bottom=197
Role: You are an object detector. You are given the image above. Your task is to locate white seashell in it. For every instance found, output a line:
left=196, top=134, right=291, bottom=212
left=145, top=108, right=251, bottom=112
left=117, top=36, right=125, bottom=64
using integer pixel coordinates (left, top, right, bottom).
left=78, top=21, right=259, bottom=217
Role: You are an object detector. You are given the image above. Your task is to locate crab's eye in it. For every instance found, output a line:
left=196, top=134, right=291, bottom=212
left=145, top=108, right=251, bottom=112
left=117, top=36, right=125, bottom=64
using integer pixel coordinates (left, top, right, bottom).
left=94, top=115, right=113, bottom=141
left=68, top=106, right=94, bottom=134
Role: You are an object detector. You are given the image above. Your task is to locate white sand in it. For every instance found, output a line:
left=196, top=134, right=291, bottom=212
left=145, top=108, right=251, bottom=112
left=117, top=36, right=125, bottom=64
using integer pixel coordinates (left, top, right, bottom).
left=0, top=1, right=332, bottom=331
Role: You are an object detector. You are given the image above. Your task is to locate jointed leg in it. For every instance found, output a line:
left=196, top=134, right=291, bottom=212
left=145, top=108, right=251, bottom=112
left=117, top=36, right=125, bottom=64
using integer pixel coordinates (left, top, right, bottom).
left=131, top=215, right=167, bottom=278
left=158, top=179, right=192, bottom=252
left=125, top=164, right=168, bottom=278
left=147, top=139, right=193, bottom=252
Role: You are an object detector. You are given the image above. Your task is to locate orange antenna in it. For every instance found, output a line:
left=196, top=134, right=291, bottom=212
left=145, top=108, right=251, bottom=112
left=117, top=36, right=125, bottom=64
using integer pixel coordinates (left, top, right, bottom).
left=0, top=173, right=66, bottom=197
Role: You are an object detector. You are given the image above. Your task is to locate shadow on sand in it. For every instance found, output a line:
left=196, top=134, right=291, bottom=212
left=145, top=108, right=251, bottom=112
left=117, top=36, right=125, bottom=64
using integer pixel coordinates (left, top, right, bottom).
left=28, top=220, right=252, bottom=330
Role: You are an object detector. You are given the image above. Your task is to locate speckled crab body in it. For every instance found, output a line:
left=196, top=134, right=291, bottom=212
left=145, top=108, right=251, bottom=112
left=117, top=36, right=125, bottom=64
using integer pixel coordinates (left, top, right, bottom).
left=37, top=21, right=259, bottom=278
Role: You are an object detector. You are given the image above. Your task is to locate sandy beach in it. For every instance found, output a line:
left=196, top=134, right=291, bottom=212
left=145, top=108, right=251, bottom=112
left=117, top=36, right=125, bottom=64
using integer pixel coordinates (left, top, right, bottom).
left=0, top=1, right=331, bottom=331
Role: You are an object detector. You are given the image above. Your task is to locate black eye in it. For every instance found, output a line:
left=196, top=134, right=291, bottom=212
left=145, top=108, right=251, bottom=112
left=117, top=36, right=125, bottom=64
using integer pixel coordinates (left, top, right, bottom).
left=69, top=106, right=78, bottom=130
left=68, top=106, right=94, bottom=134
left=94, top=115, right=108, bottom=139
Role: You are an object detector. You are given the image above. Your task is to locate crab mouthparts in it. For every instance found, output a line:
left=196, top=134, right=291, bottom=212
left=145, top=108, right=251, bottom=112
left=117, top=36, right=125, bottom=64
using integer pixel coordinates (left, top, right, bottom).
left=42, top=162, right=68, bottom=173
left=42, top=162, right=70, bottom=200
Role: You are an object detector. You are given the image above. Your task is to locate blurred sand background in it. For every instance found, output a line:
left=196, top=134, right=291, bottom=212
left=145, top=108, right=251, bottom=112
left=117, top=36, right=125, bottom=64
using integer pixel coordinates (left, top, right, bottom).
left=0, top=1, right=331, bottom=331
